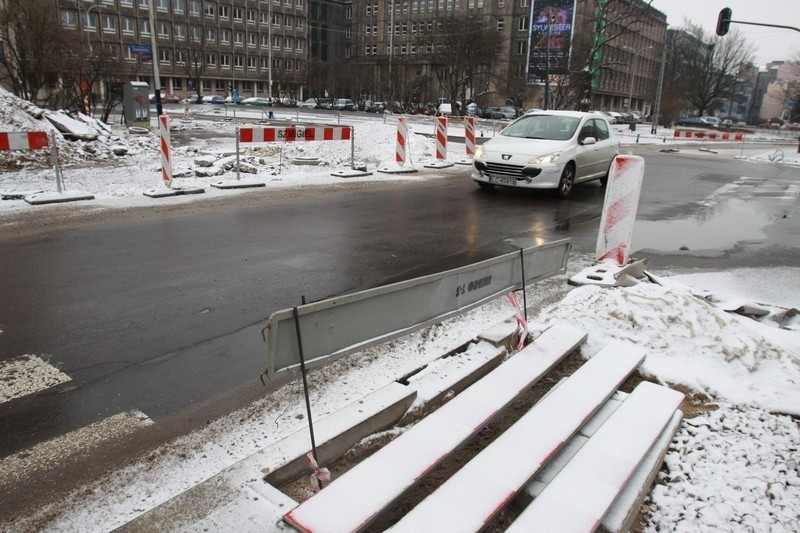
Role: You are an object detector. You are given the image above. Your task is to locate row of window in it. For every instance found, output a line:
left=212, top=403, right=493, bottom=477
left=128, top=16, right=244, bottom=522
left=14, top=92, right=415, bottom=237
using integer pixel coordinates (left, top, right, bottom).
left=64, top=11, right=305, bottom=34
left=158, top=78, right=270, bottom=94
left=116, top=45, right=303, bottom=71
left=358, top=16, right=527, bottom=38
left=104, top=0, right=304, bottom=15
left=358, top=0, right=528, bottom=17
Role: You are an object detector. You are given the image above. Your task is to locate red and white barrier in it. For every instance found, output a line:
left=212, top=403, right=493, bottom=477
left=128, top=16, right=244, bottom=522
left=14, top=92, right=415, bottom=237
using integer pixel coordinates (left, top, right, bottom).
left=674, top=129, right=744, bottom=141
left=239, top=125, right=351, bottom=143
left=465, top=116, right=476, bottom=158
left=435, top=116, right=448, bottom=161
left=0, top=131, right=49, bottom=151
left=159, top=115, right=172, bottom=188
left=396, top=116, right=408, bottom=165
left=596, top=155, right=645, bottom=266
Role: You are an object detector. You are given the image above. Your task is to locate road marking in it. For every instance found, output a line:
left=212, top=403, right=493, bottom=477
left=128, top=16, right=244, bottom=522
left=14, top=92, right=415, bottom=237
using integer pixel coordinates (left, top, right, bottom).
left=0, top=354, right=71, bottom=404
left=0, top=410, right=153, bottom=486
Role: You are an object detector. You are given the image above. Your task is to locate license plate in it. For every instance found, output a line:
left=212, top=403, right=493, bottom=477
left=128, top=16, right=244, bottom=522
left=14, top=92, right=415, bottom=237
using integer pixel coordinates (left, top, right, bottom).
left=489, top=175, right=517, bottom=186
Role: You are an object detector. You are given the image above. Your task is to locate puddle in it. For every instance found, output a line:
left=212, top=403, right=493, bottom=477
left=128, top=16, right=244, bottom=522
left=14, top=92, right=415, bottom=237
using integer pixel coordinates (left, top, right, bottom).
left=631, top=198, right=784, bottom=252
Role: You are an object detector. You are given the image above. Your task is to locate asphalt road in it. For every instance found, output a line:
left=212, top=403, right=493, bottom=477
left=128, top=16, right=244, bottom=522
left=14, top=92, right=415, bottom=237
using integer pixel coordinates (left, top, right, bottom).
left=0, top=143, right=797, bottom=519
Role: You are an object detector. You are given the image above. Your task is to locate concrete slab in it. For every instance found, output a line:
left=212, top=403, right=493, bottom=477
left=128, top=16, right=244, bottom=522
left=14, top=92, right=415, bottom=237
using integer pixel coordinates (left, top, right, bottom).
left=1, top=189, right=44, bottom=200
left=422, top=160, right=455, bottom=169
left=331, top=169, right=373, bottom=178
left=143, top=186, right=205, bottom=198
left=210, top=179, right=266, bottom=189
left=377, top=165, right=418, bottom=174
left=24, top=191, right=94, bottom=205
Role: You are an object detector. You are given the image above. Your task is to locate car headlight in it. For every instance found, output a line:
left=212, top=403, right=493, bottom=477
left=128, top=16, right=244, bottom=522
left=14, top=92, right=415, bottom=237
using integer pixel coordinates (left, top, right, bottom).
left=475, top=145, right=484, bottom=159
left=530, top=152, right=561, bottom=165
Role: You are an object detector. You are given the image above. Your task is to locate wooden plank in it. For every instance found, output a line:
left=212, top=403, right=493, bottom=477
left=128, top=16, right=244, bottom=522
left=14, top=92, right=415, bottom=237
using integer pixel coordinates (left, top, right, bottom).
left=283, top=323, right=587, bottom=532
left=506, top=381, right=684, bottom=533
left=389, top=342, right=645, bottom=533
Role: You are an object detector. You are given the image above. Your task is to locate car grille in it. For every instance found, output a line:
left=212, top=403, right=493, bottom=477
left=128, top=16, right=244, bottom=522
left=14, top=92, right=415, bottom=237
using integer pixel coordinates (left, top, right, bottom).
left=484, top=162, right=526, bottom=178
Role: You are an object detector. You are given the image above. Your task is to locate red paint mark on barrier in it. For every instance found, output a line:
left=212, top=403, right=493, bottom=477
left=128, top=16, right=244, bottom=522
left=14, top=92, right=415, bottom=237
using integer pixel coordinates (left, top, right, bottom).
left=0, top=131, right=50, bottom=151
left=240, top=128, right=253, bottom=143
left=27, top=132, right=49, bottom=150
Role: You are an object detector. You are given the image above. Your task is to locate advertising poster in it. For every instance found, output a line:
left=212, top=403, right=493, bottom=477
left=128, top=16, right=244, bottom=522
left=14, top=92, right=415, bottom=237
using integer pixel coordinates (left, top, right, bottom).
left=526, top=0, right=577, bottom=85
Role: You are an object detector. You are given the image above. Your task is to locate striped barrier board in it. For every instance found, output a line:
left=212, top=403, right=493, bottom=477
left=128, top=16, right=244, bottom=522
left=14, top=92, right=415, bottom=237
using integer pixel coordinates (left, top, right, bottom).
left=239, top=125, right=351, bottom=143
left=464, top=116, right=476, bottom=157
left=674, top=129, right=744, bottom=141
left=435, top=116, right=447, bottom=160
left=396, top=116, right=408, bottom=165
left=159, top=115, right=172, bottom=187
left=596, top=155, right=645, bottom=266
left=0, top=131, right=49, bottom=151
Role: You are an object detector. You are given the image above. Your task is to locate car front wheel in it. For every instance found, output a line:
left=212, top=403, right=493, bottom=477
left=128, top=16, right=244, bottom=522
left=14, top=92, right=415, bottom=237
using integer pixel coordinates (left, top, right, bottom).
left=556, top=164, right=575, bottom=198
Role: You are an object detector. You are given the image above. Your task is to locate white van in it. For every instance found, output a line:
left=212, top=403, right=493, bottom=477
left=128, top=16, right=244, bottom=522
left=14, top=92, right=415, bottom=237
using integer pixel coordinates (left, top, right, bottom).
left=438, top=103, right=453, bottom=116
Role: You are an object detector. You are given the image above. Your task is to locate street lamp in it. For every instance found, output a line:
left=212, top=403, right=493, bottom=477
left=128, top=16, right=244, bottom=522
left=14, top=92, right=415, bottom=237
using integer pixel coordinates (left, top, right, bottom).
left=74, top=0, right=104, bottom=114
left=622, top=45, right=652, bottom=113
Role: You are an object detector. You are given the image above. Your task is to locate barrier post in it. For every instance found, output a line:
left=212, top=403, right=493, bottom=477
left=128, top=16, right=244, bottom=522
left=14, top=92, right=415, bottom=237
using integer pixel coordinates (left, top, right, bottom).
left=455, top=116, right=476, bottom=165
left=159, top=114, right=172, bottom=188
left=396, top=116, right=408, bottom=166
left=422, top=115, right=455, bottom=168
left=50, top=132, right=64, bottom=193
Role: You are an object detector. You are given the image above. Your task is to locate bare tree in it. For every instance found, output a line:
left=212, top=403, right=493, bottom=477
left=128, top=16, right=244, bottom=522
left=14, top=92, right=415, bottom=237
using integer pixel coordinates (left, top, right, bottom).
left=420, top=12, right=502, bottom=114
left=0, top=0, right=71, bottom=103
left=175, top=22, right=209, bottom=103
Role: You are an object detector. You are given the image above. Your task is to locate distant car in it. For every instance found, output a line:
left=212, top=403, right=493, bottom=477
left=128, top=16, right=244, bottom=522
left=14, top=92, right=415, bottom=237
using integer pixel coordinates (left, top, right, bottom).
left=483, top=106, right=516, bottom=120
left=298, top=98, right=330, bottom=109
left=363, top=101, right=385, bottom=113
left=472, top=111, right=620, bottom=198
left=466, top=103, right=480, bottom=117
left=201, top=95, right=225, bottom=105
left=148, top=93, right=181, bottom=104
left=605, top=111, right=625, bottom=124
left=225, top=95, right=244, bottom=104
left=332, top=98, right=356, bottom=111
left=241, top=97, right=273, bottom=106
left=675, top=117, right=709, bottom=127
left=700, top=116, right=720, bottom=127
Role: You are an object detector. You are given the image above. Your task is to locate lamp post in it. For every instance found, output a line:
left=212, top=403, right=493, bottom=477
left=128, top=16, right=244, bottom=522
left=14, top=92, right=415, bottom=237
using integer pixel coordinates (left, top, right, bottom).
left=622, top=44, right=652, bottom=113
left=146, top=0, right=162, bottom=116
left=651, top=41, right=668, bottom=135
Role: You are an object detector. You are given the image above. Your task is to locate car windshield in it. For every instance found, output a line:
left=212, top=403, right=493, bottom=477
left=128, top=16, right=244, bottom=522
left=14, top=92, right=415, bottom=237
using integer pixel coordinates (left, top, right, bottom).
left=502, top=115, right=580, bottom=141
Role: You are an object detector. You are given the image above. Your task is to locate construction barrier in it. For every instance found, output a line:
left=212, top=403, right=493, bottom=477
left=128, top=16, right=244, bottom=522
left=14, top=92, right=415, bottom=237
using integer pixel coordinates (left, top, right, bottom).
left=0, top=131, right=49, bottom=151
left=435, top=116, right=447, bottom=161
left=674, top=129, right=745, bottom=141
left=159, top=114, right=172, bottom=187
left=396, top=116, right=408, bottom=165
left=596, top=155, right=645, bottom=267
left=464, top=116, right=476, bottom=158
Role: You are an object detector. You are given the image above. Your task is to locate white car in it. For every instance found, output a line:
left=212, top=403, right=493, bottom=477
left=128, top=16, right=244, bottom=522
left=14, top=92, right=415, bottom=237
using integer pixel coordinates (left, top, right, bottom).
left=472, top=111, right=620, bottom=198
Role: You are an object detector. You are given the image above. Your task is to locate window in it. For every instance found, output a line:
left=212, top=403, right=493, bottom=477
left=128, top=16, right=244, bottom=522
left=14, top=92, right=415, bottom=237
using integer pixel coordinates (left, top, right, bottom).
left=82, top=12, right=97, bottom=29
left=366, top=4, right=372, bottom=15
left=284, top=37, right=292, bottom=50
left=173, top=0, right=185, bottom=12
left=158, top=22, right=169, bottom=38
left=497, top=0, right=504, bottom=6
left=204, top=1, right=215, bottom=16
left=60, top=10, right=77, bottom=27
left=140, top=19, right=150, bottom=35
left=107, top=44, right=118, bottom=58
left=191, top=26, right=202, bottom=41
left=189, top=0, right=200, bottom=14
left=234, top=31, right=243, bottom=45
left=220, top=54, right=230, bottom=67
left=233, top=7, right=242, bottom=21
left=125, top=46, right=136, bottom=60
left=248, top=33, right=256, bottom=46
left=120, top=0, right=132, bottom=5
left=519, top=0, right=529, bottom=6
left=248, top=57, right=257, bottom=69
left=345, top=6, right=352, bottom=18
left=496, top=18, right=503, bottom=31
left=296, top=18, right=303, bottom=30
left=247, top=10, right=256, bottom=23
left=173, top=79, right=183, bottom=90
left=296, top=0, right=303, bottom=8
left=202, top=80, right=211, bottom=91
left=518, top=17, right=528, bottom=31
left=138, top=0, right=148, bottom=8
left=176, top=50, right=185, bottom=64
left=261, top=34, right=269, bottom=46
left=216, top=80, right=226, bottom=91
left=260, top=57, right=269, bottom=69
left=296, top=39, right=303, bottom=52
left=285, top=59, right=293, bottom=70
left=516, top=40, right=526, bottom=54
left=285, top=15, right=292, bottom=28
left=122, top=16, right=135, bottom=33
left=206, top=28, right=216, bottom=42
left=219, top=4, right=228, bottom=18
left=206, top=53, right=216, bottom=66
left=345, top=46, right=351, bottom=59
left=220, top=29, right=229, bottom=43
left=159, top=49, right=170, bottom=63
left=156, top=0, right=168, bottom=10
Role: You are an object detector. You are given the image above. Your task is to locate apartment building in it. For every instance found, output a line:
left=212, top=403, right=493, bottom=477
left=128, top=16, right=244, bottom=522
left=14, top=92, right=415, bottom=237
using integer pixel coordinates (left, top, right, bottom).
left=56, top=0, right=309, bottom=101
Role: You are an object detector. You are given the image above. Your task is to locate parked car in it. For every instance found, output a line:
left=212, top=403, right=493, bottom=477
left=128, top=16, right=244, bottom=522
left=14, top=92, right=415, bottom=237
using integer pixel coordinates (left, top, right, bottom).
left=149, top=93, right=181, bottom=104
left=225, top=95, right=244, bottom=104
left=332, top=98, right=356, bottom=111
left=700, top=116, right=720, bottom=127
left=466, top=102, right=481, bottom=117
left=201, top=95, right=225, bottom=104
left=472, top=111, right=620, bottom=198
left=362, top=100, right=385, bottom=113
left=241, top=97, right=274, bottom=106
left=675, top=117, right=709, bottom=127
left=483, top=106, right=517, bottom=120
left=298, top=98, right=330, bottom=109
left=605, top=111, right=625, bottom=124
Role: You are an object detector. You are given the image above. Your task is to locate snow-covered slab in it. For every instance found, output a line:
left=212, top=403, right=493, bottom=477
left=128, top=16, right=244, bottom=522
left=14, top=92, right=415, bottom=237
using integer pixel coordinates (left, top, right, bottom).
left=282, top=322, right=587, bottom=532
left=263, top=381, right=416, bottom=486
left=506, top=381, right=684, bottom=533
left=143, top=186, right=205, bottom=198
left=421, top=160, right=455, bottom=169
left=377, top=165, right=418, bottom=174
left=602, top=409, right=683, bottom=533
left=45, top=111, right=99, bottom=140
left=210, top=179, right=266, bottom=189
left=189, top=481, right=297, bottom=533
left=403, top=340, right=506, bottom=417
left=475, top=318, right=519, bottom=347
left=24, top=191, right=94, bottom=205
left=331, top=168, right=373, bottom=178
left=124, top=383, right=414, bottom=531
left=389, top=341, right=644, bottom=533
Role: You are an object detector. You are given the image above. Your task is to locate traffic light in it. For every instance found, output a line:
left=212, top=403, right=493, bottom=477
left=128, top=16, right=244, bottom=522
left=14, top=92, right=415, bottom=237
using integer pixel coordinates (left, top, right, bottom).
left=716, top=8, right=732, bottom=36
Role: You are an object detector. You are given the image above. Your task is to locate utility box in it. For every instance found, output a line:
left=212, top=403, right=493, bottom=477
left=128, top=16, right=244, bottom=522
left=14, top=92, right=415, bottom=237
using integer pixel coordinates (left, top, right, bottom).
left=123, top=81, right=150, bottom=127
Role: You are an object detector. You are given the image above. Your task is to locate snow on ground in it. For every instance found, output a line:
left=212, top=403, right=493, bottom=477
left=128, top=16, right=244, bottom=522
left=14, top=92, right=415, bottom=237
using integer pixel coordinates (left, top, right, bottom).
left=2, top=87, right=799, bottom=531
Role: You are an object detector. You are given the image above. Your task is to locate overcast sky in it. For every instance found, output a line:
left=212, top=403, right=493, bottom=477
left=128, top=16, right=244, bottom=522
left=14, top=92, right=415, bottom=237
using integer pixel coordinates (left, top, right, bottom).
left=649, top=0, right=799, bottom=67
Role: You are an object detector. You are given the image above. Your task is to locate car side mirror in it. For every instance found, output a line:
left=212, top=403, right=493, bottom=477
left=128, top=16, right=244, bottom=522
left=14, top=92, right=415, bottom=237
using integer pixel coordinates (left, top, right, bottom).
left=580, top=136, right=597, bottom=146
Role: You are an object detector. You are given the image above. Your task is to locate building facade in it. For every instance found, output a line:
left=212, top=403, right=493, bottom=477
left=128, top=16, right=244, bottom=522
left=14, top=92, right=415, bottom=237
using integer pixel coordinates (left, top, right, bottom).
left=15, top=1, right=665, bottom=112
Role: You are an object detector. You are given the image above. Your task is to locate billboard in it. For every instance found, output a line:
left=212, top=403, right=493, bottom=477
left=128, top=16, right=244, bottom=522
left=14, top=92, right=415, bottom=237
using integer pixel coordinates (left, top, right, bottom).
left=526, top=0, right=578, bottom=85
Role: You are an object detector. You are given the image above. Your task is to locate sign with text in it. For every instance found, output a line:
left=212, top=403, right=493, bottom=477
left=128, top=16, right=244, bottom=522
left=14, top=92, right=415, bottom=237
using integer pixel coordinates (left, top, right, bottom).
left=262, top=240, right=571, bottom=377
left=526, top=0, right=577, bottom=85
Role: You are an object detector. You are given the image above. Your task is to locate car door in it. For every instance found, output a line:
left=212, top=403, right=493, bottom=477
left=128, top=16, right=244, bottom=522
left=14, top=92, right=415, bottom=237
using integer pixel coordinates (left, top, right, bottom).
left=591, top=118, right=616, bottom=176
left=574, top=118, right=599, bottom=180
